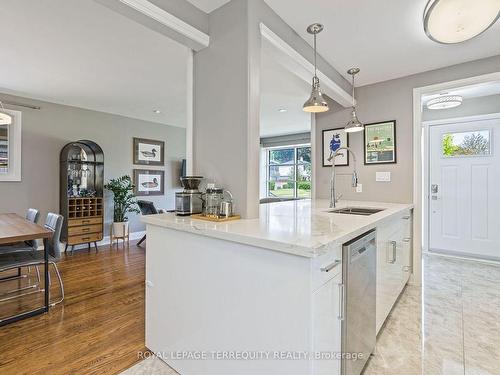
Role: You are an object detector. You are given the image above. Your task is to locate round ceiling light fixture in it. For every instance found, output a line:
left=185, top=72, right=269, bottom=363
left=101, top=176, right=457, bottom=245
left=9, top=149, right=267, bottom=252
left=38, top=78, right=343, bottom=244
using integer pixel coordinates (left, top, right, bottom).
left=0, top=102, right=12, bottom=125
left=426, top=94, right=463, bottom=109
left=423, top=0, right=500, bottom=44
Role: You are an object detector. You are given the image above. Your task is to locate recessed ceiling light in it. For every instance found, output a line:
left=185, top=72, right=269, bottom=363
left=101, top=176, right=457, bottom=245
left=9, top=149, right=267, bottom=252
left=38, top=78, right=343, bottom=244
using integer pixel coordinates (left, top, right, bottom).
left=153, top=109, right=161, bottom=114
left=278, top=108, right=287, bottom=113
left=423, top=0, right=500, bottom=44
left=426, top=95, right=463, bottom=109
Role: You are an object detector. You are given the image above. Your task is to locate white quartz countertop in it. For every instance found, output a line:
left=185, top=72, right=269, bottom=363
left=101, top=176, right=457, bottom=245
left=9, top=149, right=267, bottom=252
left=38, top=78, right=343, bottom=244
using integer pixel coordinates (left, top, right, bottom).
left=141, top=199, right=413, bottom=258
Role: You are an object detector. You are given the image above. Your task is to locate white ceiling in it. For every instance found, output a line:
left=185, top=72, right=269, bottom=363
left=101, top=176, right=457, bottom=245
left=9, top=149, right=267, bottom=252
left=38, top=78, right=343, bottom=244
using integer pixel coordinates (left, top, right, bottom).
left=0, top=0, right=189, bottom=127
left=188, top=0, right=500, bottom=86
left=260, top=44, right=312, bottom=138
left=185, top=0, right=230, bottom=13
left=264, top=0, right=500, bottom=86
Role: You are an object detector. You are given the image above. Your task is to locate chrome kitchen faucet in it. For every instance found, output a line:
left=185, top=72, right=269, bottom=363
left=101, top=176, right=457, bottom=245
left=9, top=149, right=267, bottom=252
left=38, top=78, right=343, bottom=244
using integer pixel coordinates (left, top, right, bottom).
left=327, top=147, right=359, bottom=208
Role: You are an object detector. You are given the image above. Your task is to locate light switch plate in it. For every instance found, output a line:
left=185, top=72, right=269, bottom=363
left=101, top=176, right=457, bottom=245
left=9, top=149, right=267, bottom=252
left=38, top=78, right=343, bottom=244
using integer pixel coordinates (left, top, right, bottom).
left=356, top=183, right=363, bottom=193
left=376, top=172, right=391, bottom=182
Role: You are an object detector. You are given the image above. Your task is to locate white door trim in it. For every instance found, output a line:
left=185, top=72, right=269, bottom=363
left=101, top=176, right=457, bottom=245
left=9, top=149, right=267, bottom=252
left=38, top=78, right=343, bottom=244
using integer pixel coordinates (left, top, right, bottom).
left=412, top=71, right=500, bottom=285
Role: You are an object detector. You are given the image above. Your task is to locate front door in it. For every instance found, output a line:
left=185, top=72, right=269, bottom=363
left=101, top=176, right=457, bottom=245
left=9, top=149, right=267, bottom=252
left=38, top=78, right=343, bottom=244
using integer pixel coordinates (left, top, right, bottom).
left=429, top=117, right=500, bottom=259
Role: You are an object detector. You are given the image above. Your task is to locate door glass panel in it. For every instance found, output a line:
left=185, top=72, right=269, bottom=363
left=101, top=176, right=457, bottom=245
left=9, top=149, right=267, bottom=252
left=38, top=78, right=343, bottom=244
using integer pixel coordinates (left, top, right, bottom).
left=442, top=130, right=490, bottom=157
left=0, top=125, right=8, bottom=173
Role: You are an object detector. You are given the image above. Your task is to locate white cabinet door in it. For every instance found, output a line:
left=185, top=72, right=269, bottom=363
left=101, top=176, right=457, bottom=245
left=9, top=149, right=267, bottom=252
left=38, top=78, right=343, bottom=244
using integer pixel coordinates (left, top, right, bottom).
left=376, top=212, right=412, bottom=333
left=312, top=273, right=342, bottom=375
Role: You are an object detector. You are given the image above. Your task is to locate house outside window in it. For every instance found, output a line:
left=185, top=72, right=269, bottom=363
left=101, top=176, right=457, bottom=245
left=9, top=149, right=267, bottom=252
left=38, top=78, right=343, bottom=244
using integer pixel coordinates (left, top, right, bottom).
left=265, top=145, right=311, bottom=199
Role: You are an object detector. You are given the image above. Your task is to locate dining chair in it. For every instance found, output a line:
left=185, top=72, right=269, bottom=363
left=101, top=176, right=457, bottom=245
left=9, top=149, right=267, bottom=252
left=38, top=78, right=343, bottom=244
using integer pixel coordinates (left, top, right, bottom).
left=137, top=200, right=165, bottom=246
left=0, top=213, right=65, bottom=308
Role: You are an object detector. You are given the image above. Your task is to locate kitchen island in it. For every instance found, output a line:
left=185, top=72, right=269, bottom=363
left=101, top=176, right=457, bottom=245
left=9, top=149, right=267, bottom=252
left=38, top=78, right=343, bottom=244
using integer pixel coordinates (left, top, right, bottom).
left=141, top=199, right=413, bottom=375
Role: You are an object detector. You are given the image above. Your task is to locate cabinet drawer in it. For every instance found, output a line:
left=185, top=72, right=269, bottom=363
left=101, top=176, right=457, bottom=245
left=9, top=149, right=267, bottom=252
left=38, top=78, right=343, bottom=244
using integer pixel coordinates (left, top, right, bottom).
left=312, top=245, right=342, bottom=291
left=68, top=232, right=102, bottom=245
left=68, top=218, right=102, bottom=227
left=68, top=224, right=102, bottom=236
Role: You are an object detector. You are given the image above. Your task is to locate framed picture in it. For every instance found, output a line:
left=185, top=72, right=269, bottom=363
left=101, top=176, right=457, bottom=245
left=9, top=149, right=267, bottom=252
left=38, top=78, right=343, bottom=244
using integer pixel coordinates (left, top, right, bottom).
left=133, top=169, right=165, bottom=196
left=322, top=128, right=349, bottom=166
left=133, top=137, right=165, bottom=166
left=364, top=120, right=397, bottom=164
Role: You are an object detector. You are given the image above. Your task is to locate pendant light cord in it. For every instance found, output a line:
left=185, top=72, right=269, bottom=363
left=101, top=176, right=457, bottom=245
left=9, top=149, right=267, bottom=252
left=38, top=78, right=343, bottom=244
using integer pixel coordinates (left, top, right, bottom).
left=313, top=32, right=318, bottom=79
left=351, top=74, right=355, bottom=107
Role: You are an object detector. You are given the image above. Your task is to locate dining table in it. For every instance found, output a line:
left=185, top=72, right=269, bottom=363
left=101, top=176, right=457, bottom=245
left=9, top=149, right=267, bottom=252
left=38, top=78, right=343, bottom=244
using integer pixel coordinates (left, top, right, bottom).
left=0, top=213, right=53, bottom=326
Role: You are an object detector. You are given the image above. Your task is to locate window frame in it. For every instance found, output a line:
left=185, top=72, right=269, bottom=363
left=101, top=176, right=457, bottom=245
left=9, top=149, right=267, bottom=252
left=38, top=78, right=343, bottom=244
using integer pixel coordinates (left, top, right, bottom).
left=0, top=109, right=22, bottom=182
left=264, top=143, right=311, bottom=199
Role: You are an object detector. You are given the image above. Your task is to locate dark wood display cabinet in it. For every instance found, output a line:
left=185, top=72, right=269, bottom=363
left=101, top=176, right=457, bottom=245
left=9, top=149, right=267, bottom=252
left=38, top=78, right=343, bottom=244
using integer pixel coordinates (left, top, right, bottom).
left=60, top=140, right=104, bottom=253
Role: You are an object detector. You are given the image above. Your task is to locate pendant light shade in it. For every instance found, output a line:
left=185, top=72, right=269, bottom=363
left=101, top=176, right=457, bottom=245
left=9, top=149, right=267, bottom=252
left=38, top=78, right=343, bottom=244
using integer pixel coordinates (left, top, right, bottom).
left=344, top=68, right=364, bottom=133
left=423, top=0, right=500, bottom=44
left=303, top=77, right=329, bottom=113
left=0, top=102, right=12, bottom=125
left=303, top=23, right=329, bottom=113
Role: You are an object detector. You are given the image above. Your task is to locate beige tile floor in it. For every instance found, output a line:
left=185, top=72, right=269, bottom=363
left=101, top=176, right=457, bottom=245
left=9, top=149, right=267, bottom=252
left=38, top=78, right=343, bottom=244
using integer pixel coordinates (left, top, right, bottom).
left=122, top=254, right=500, bottom=375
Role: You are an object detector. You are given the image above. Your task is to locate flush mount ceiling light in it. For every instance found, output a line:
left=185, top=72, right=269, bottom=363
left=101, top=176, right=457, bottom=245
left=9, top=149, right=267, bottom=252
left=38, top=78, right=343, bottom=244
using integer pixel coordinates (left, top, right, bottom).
left=344, top=68, right=364, bottom=133
left=278, top=108, right=287, bottom=113
left=153, top=109, right=161, bottom=114
left=426, top=94, right=463, bottom=109
left=303, top=23, right=329, bottom=113
left=423, top=0, right=500, bottom=44
left=0, top=101, right=12, bottom=125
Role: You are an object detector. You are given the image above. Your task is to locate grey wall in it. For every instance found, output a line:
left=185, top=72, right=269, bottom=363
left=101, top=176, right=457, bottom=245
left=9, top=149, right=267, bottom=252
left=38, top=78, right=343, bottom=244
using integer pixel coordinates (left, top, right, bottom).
left=0, top=93, right=186, bottom=234
left=193, top=0, right=350, bottom=218
left=422, top=94, right=500, bottom=122
left=315, top=54, right=500, bottom=203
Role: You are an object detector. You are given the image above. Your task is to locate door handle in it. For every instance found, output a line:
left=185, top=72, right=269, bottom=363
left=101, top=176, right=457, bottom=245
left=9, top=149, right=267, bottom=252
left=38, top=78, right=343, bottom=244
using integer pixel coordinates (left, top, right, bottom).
left=337, top=283, right=345, bottom=321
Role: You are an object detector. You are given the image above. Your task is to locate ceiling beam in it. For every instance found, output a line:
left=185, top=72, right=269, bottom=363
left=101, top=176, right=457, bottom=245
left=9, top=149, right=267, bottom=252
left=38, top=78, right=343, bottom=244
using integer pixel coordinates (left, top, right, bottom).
left=94, top=0, right=209, bottom=51
left=260, top=23, right=353, bottom=108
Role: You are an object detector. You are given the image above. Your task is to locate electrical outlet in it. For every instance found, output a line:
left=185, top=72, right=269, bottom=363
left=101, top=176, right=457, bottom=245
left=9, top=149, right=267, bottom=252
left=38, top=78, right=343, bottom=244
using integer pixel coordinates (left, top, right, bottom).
left=376, top=172, right=391, bottom=182
left=356, top=183, right=363, bottom=193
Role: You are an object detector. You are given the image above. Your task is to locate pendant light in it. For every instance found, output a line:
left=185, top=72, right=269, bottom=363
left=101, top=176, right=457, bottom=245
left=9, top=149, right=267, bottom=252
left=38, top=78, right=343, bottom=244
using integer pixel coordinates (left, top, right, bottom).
left=423, top=0, right=500, bottom=44
left=0, top=102, right=12, bottom=125
left=303, top=23, right=329, bottom=113
left=344, top=68, right=364, bottom=133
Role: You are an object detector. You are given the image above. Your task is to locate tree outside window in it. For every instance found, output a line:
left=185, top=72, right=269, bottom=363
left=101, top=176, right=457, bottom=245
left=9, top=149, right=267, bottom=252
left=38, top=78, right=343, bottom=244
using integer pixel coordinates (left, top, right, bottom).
left=267, top=146, right=311, bottom=198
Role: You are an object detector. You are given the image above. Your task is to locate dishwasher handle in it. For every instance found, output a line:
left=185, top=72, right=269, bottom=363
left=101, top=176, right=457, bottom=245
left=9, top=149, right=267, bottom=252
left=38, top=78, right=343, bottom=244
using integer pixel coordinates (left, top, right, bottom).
left=320, top=259, right=341, bottom=273
left=337, top=283, right=345, bottom=321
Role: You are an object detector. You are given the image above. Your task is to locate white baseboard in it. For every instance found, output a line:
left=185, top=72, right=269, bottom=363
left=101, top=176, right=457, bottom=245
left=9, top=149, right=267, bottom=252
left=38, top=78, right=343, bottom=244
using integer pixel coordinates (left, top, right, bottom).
left=34, top=231, right=146, bottom=252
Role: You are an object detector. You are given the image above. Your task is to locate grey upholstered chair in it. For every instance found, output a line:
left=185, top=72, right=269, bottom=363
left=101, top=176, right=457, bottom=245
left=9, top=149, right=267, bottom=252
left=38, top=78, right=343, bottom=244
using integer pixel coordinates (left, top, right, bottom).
left=0, top=213, right=65, bottom=308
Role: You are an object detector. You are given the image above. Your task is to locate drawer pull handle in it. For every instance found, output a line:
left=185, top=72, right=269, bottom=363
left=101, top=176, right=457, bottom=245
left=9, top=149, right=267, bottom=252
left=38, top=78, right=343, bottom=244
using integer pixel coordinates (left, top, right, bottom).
left=320, top=259, right=341, bottom=273
left=402, top=216, right=410, bottom=220
left=403, top=238, right=411, bottom=242
left=387, top=241, right=397, bottom=263
left=82, top=220, right=90, bottom=224
left=82, top=237, right=90, bottom=241
left=82, top=228, right=90, bottom=232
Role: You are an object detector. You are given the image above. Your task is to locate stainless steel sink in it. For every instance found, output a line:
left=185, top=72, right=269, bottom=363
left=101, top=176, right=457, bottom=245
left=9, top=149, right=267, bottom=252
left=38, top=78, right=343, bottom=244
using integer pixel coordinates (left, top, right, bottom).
left=329, top=207, right=384, bottom=216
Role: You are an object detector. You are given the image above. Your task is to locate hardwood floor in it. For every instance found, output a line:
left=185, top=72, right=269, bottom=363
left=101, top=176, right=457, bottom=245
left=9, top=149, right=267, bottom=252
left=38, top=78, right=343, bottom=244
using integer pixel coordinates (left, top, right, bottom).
left=0, top=242, right=146, bottom=375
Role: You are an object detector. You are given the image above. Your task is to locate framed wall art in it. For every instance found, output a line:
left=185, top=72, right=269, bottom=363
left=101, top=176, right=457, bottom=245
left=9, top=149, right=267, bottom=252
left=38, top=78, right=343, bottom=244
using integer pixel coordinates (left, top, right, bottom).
left=364, top=120, right=397, bottom=165
left=133, top=169, right=165, bottom=196
left=133, top=137, right=165, bottom=166
left=322, top=127, right=349, bottom=166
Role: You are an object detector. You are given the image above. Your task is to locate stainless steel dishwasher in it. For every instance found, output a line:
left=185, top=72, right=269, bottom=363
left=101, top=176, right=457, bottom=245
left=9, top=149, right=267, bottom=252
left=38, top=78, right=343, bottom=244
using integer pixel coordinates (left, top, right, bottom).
left=341, top=229, right=376, bottom=375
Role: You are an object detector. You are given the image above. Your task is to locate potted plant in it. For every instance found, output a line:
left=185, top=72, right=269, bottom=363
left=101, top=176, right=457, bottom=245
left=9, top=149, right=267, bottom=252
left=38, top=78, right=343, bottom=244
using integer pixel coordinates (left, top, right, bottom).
left=104, top=175, right=140, bottom=238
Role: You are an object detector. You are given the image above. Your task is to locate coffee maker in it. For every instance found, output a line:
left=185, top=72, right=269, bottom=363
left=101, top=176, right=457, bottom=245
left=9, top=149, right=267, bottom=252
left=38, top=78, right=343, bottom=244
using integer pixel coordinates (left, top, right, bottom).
left=175, top=176, right=203, bottom=216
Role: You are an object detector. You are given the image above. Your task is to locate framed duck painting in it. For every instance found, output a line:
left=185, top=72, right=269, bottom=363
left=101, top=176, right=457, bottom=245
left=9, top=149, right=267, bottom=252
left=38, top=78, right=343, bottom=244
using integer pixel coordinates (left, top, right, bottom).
left=133, top=169, right=165, bottom=196
left=133, top=137, right=165, bottom=166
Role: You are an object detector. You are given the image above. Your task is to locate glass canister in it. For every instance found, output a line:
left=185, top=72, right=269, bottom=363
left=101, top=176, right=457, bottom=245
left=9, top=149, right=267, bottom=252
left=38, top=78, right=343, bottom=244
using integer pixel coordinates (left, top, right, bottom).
left=204, top=187, right=224, bottom=217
